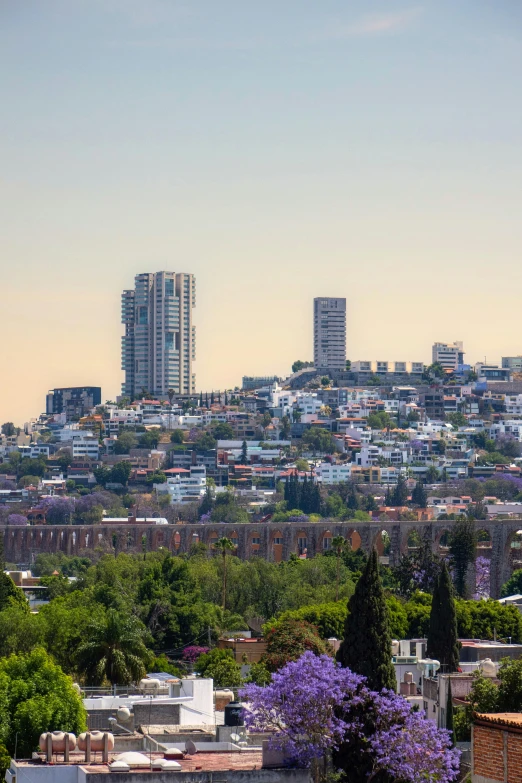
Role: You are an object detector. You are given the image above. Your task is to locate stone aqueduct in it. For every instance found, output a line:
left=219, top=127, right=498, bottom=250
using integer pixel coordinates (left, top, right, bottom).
left=4, top=518, right=522, bottom=598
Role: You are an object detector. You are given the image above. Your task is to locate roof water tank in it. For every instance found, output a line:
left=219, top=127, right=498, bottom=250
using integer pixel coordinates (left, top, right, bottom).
left=78, top=732, right=115, bottom=752
left=117, top=707, right=132, bottom=723
left=224, top=701, right=244, bottom=726
left=139, top=678, right=161, bottom=691
left=480, top=658, right=497, bottom=677
left=39, top=732, right=77, bottom=752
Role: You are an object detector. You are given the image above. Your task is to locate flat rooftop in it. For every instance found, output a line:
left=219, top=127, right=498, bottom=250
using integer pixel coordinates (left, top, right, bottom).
left=15, top=750, right=263, bottom=774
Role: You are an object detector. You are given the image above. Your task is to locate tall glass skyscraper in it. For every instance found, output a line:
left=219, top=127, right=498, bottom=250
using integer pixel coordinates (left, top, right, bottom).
left=121, top=271, right=196, bottom=397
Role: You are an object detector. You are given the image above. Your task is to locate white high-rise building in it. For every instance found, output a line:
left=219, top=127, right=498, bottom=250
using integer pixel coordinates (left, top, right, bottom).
left=313, top=297, right=346, bottom=370
left=122, top=271, right=196, bottom=397
left=432, top=341, right=464, bottom=372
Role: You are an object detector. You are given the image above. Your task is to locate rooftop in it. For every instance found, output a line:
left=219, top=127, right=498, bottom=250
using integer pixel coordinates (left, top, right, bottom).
left=475, top=713, right=522, bottom=728
left=15, top=750, right=263, bottom=774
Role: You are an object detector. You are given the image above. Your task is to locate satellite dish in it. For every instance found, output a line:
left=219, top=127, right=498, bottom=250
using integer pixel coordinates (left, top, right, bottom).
left=185, top=740, right=197, bottom=756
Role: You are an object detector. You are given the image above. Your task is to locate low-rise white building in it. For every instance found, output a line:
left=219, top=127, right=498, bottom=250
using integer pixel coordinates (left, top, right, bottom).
left=154, top=466, right=207, bottom=504
left=315, top=462, right=352, bottom=484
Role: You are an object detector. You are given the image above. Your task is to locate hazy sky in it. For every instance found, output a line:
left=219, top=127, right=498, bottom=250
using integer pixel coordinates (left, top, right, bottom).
left=2, top=1, right=522, bottom=424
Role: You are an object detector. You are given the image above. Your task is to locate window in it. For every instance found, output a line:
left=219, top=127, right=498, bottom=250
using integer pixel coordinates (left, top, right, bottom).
left=138, top=307, right=148, bottom=325
left=165, top=279, right=174, bottom=296
left=165, top=333, right=174, bottom=349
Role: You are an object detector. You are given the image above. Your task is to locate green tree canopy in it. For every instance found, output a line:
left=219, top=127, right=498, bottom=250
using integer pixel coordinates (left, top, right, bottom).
left=337, top=549, right=396, bottom=691
left=195, top=648, right=242, bottom=687
left=0, top=573, right=28, bottom=613
left=76, top=609, right=153, bottom=685
left=427, top=563, right=460, bottom=673
left=0, top=647, right=86, bottom=757
left=262, top=617, right=331, bottom=672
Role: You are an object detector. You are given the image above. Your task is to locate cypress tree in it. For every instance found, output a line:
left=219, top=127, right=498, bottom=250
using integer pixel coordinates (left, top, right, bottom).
left=241, top=440, right=248, bottom=465
left=224, top=390, right=228, bottom=405
left=337, top=549, right=396, bottom=691
left=311, top=481, right=321, bottom=514
left=427, top=562, right=460, bottom=673
left=446, top=678, right=454, bottom=745
left=412, top=480, right=427, bottom=508
left=300, top=475, right=309, bottom=513
left=199, top=392, right=203, bottom=407
left=392, top=474, right=408, bottom=506
left=0, top=532, right=4, bottom=572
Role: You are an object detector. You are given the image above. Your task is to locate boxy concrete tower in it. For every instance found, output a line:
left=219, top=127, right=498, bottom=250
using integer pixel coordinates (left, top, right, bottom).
left=313, top=297, right=346, bottom=370
left=122, top=271, right=196, bottom=397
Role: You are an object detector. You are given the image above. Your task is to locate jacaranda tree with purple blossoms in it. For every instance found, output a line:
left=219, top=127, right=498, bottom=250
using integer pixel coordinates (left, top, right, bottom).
left=240, top=651, right=460, bottom=783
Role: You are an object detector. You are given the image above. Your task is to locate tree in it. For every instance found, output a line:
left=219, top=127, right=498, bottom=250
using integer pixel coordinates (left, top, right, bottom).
left=262, top=618, right=331, bottom=672
left=425, top=466, right=440, bottom=483
left=0, top=532, right=4, bottom=571
left=240, top=651, right=460, bottom=782
left=0, top=743, right=9, bottom=781
left=139, top=430, right=160, bottom=449
left=114, top=430, right=138, bottom=454
left=501, top=569, right=522, bottom=597
left=281, top=415, right=291, bottom=439
left=337, top=549, right=396, bottom=691
left=170, top=429, right=185, bottom=444
left=449, top=518, right=476, bottom=598
left=411, top=480, right=427, bottom=508
left=302, top=428, right=338, bottom=455
left=332, top=536, right=347, bottom=602
left=427, top=563, right=460, bottom=673
left=195, top=648, right=242, bottom=688
left=212, top=422, right=235, bottom=440
left=0, top=572, right=28, bottom=613
left=291, top=360, right=313, bottom=374
left=241, top=440, right=248, bottom=464
left=194, top=432, right=217, bottom=451
left=447, top=412, right=467, bottom=429
left=76, top=609, right=153, bottom=685
left=214, top=537, right=235, bottom=610
left=1, top=423, right=16, bottom=437
left=367, top=412, right=394, bottom=430
left=0, top=647, right=86, bottom=758
left=109, top=461, right=132, bottom=486
left=391, top=474, right=408, bottom=506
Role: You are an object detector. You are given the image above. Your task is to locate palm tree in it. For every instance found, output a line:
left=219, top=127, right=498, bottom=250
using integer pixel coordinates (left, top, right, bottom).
left=214, top=537, right=235, bottom=610
left=76, top=609, right=152, bottom=685
left=332, top=535, right=347, bottom=601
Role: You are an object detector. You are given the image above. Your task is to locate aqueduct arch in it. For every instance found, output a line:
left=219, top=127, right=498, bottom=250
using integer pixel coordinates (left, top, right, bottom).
left=3, top=517, right=522, bottom=598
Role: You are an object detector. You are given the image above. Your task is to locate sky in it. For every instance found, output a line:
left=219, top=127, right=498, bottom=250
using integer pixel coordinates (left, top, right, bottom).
left=1, top=0, right=522, bottom=424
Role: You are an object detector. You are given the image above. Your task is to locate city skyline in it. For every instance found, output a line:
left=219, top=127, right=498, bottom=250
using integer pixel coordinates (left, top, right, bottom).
left=2, top=1, right=522, bottom=423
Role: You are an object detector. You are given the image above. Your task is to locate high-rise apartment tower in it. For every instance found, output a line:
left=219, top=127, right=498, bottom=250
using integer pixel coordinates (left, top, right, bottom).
left=313, top=297, right=346, bottom=370
left=122, top=271, right=196, bottom=397
left=432, top=341, right=464, bottom=372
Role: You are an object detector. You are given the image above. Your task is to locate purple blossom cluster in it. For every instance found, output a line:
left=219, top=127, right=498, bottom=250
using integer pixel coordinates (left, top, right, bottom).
left=7, top=513, right=28, bottom=526
left=199, top=512, right=212, bottom=523
left=287, top=514, right=310, bottom=523
left=182, top=645, right=209, bottom=662
left=240, top=652, right=460, bottom=782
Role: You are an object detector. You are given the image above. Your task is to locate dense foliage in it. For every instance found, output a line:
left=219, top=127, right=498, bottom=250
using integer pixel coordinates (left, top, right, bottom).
left=241, top=652, right=460, bottom=782
left=0, top=648, right=86, bottom=757
left=338, top=549, right=396, bottom=691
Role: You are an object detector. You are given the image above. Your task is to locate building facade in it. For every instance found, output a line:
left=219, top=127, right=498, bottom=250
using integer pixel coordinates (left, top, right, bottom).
left=313, top=297, right=346, bottom=370
left=46, top=387, right=101, bottom=421
left=122, top=271, right=196, bottom=398
left=502, top=355, right=522, bottom=371
left=432, top=341, right=464, bottom=371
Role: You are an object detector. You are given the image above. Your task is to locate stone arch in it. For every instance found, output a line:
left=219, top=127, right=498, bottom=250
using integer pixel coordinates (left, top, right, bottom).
left=437, top=529, right=451, bottom=551
left=172, top=530, right=181, bottom=552
left=207, top=530, right=220, bottom=552
left=476, top=528, right=492, bottom=550
left=248, top=530, right=261, bottom=557
left=508, top=529, right=522, bottom=572
left=228, top=530, right=239, bottom=549
left=270, top=529, right=284, bottom=562
left=295, top=530, right=308, bottom=557
left=348, top=529, right=362, bottom=551
left=407, top=529, right=422, bottom=550
left=373, top=529, right=391, bottom=558
left=320, top=530, right=333, bottom=552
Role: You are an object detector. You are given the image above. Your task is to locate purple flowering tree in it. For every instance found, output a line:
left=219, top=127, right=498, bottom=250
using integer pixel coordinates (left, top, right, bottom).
left=182, top=645, right=209, bottom=663
left=41, top=496, right=76, bottom=524
left=7, top=514, right=28, bottom=526
left=240, top=652, right=460, bottom=783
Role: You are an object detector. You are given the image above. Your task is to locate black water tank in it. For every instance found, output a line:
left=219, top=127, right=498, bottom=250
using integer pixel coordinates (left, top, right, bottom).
left=224, top=701, right=244, bottom=726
